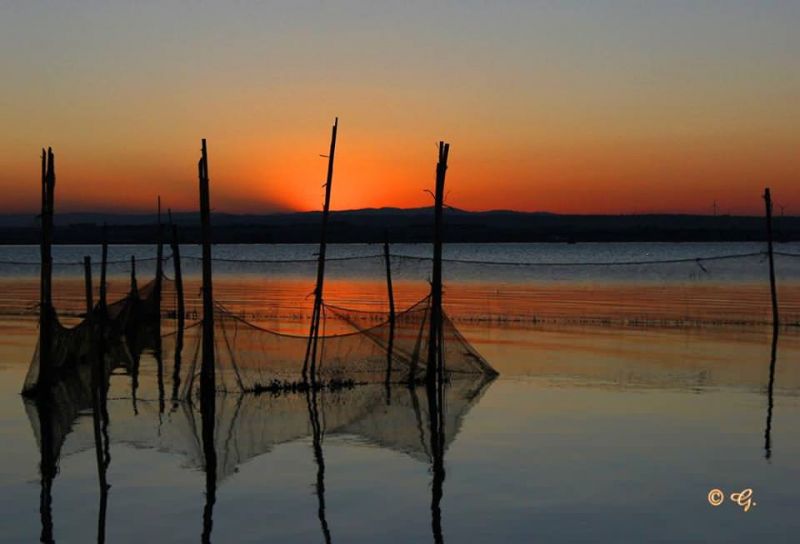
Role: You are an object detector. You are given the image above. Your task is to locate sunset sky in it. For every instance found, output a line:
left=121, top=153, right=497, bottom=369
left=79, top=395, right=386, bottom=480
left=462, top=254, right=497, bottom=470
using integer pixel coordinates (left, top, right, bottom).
left=1, top=1, right=798, bottom=215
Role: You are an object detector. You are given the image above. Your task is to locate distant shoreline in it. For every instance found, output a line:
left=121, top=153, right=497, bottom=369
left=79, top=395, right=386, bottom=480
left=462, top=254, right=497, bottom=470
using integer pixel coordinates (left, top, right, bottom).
left=0, top=208, right=796, bottom=244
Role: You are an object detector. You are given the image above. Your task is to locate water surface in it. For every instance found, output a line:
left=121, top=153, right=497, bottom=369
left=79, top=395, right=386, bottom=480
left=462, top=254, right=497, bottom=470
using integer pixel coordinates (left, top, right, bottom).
left=1, top=243, right=799, bottom=542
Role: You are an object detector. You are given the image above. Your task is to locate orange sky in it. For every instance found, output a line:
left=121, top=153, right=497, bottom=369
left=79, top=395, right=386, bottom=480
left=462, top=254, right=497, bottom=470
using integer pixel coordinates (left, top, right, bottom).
left=1, top=2, right=798, bottom=215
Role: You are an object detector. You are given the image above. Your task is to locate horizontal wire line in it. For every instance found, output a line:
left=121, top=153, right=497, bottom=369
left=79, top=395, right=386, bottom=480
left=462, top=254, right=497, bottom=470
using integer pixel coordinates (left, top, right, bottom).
left=0, top=249, right=791, bottom=268
left=382, top=251, right=768, bottom=267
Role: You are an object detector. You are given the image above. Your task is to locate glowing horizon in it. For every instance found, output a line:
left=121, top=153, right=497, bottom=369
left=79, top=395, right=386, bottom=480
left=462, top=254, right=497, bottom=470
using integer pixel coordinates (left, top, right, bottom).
left=1, top=2, right=798, bottom=216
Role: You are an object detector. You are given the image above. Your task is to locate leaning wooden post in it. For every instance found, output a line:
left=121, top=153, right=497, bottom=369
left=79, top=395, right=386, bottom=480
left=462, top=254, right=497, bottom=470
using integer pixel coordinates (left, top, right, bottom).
left=84, top=256, right=93, bottom=315
left=99, top=223, right=108, bottom=312
left=427, top=142, right=449, bottom=391
left=384, top=233, right=396, bottom=393
left=764, top=188, right=780, bottom=330
left=303, top=117, right=338, bottom=385
left=198, top=139, right=215, bottom=399
left=37, top=147, right=56, bottom=392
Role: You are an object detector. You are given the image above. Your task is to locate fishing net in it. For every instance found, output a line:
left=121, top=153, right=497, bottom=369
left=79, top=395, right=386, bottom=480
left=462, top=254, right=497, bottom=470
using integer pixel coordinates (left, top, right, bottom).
left=21, top=273, right=174, bottom=395
left=6, top=242, right=800, bottom=331
left=25, top=374, right=493, bottom=482
left=383, top=248, right=800, bottom=329
left=179, top=295, right=497, bottom=396
left=18, top=242, right=800, bottom=401
left=149, top=244, right=800, bottom=329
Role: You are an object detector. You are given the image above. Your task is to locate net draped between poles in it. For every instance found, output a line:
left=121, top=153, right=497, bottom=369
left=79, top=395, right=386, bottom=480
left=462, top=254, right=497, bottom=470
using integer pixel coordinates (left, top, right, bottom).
left=22, top=275, right=174, bottom=396
left=18, top=246, right=800, bottom=398
left=24, top=375, right=494, bottom=484
left=178, top=296, right=497, bottom=397
left=21, top=253, right=498, bottom=398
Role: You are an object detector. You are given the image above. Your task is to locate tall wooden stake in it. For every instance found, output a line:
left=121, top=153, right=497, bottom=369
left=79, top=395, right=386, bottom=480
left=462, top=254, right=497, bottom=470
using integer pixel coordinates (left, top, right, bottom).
left=35, top=148, right=57, bottom=535
left=384, top=233, right=396, bottom=396
left=130, top=255, right=138, bottom=297
left=199, top=139, right=215, bottom=398
left=37, top=147, right=56, bottom=392
left=169, top=213, right=185, bottom=334
left=88, top=238, right=111, bottom=541
left=764, top=188, right=780, bottom=330
left=169, top=211, right=186, bottom=401
left=84, top=256, right=93, bottom=315
left=424, top=143, right=449, bottom=544
left=155, top=196, right=164, bottom=308
left=197, top=139, right=217, bottom=542
left=100, top=223, right=108, bottom=312
left=427, top=142, right=449, bottom=390
left=303, top=117, right=338, bottom=384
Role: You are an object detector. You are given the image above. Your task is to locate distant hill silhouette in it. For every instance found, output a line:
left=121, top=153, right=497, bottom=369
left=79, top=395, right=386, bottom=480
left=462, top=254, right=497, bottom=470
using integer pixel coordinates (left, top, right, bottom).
left=0, top=207, right=796, bottom=244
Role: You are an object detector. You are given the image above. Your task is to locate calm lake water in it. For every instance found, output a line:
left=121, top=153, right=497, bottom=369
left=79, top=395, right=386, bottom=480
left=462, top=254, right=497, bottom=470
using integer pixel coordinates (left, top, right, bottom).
left=1, top=243, right=799, bottom=542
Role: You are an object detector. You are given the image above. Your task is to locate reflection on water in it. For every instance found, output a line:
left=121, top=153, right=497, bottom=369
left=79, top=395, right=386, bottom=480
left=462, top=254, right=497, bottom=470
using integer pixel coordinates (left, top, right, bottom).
left=5, top=276, right=800, bottom=333
left=2, top=320, right=800, bottom=541
left=3, top=239, right=800, bottom=542
left=764, top=330, right=779, bottom=461
left=2, top=241, right=800, bottom=331
left=22, top=310, right=493, bottom=543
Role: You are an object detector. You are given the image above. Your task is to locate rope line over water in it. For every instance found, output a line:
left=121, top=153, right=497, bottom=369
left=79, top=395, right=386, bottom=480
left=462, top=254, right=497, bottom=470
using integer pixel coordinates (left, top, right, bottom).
left=388, top=251, right=768, bottom=267
left=0, top=249, right=780, bottom=268
left=0, top=255, right=168, bottom=267
left=182, top=254, right=384, bottom=264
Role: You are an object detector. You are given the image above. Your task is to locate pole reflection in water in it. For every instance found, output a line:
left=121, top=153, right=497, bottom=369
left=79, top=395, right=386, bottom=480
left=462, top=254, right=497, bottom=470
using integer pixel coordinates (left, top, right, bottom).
left=307, top=388, right=333, bottom=543
left=36, top=392, right=56, bottom=544
left=91, top=322, right=111, bottom=544
left=764, top=328, right=779, bottom=460
left=155, top=335, right=165, bottom=416
left=201, top=402, right=217, bottom=543
left=427, top=381, right=446, bottom=544
left=23, top=333, right=494, bottom=543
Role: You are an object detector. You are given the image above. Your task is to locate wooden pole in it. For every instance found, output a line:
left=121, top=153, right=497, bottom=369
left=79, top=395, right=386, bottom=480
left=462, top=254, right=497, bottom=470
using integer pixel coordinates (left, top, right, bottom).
left=384, top=234, right=396, bottom=325
left=424, top=143, right=449, bottom=544
left=764, top=188, right=780, bottom=330
left=155, top=196, right=164, bottom=307
left=169, top=211, right=186, bottom=401
left=84, top=256, right=93, bottom=315
left=90, top=273, right=109, bottom=544
left=197, top=139, right=217, bottom=543
left=99, top=223, right=108, bottom=312
left=198, top=139, right=215, bottom=396
left=130, top=255, right=138, bottom=297
left=427, top=142, right=449, bottom=390
left=35, top=147, right=57, bottom=533
left=303, top=117, right=338, bottom=385
left=37, top=147, right=55, bottom=392
left=384, top=233, right=396, bottom=394
left=169, top=215, right=185, bottom=333
left=38, top=148, right=49, bottom=391
left=154, top=201, right=165, bottom=409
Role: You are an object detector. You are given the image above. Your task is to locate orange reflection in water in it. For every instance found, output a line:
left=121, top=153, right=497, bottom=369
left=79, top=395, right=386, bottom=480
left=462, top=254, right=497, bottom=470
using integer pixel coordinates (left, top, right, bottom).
left=1, top=276, right=798, bottom=334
